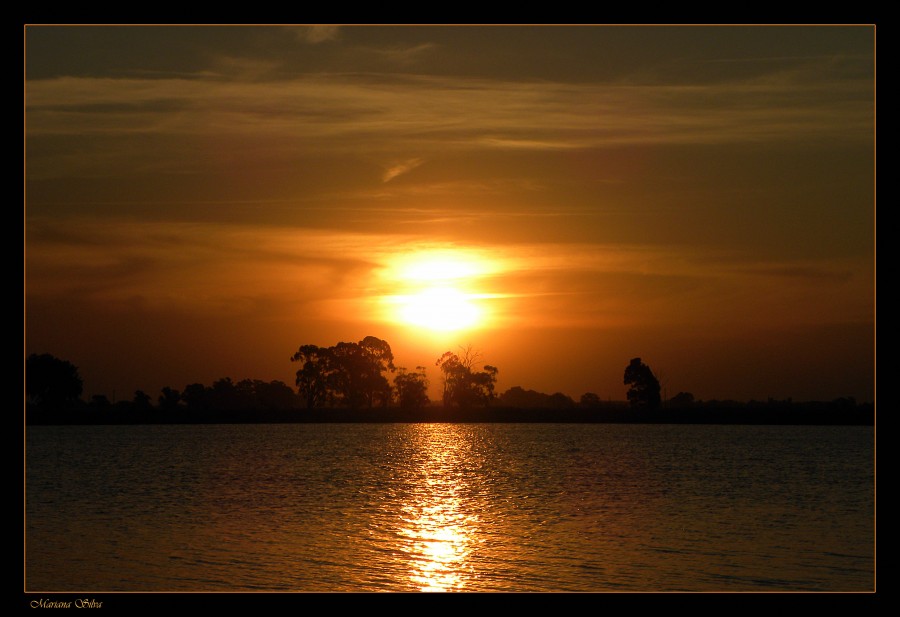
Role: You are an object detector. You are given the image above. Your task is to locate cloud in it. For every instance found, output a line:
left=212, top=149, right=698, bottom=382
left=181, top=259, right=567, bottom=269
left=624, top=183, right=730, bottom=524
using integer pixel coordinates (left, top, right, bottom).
left=739, top=264, right=855, bottom=281
left=297, top=26, right=340, bottom=44
left=25, top=218, right=382, bottom=313
left=25, top=209, right=873, bottom=354
left=25, top=64, right=873, bottom=176
left=476, top=137, right=580, bottom=150
left=382, top=158, right=424, bottom=183
left=363, top=42, right=436, bottom=64
left=207, top=55, right=281, bottom=80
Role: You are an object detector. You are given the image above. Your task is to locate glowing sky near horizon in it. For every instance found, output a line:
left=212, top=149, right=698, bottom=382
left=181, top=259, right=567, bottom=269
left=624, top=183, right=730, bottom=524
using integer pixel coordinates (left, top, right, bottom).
left=24, top=25, right=875, bottom=403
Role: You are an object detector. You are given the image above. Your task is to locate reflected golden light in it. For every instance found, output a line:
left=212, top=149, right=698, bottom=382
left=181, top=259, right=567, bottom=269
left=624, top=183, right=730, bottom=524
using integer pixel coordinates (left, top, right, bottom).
left=401, top=499, right=472, bottom=591
left=379, top=248, right=499, bottom=333
left=397, top=425, right=480, bottom=592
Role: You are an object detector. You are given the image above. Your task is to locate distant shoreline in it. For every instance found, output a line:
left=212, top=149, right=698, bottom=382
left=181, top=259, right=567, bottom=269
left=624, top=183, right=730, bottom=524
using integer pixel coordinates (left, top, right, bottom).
left=25, top=402, right=874, bottom=427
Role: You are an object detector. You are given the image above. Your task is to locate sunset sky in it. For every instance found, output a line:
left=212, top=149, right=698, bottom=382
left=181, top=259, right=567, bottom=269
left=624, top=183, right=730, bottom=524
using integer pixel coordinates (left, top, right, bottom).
left=24, top=25, right=875, bottom=404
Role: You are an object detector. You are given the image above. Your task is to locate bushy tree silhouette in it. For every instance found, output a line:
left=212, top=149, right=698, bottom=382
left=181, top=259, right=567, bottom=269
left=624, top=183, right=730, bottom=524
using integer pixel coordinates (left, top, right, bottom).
left=624, top=357, right=661, bottom=410
left=26, top=353, right=83, bottom=408
left=579, top=392, right=601, bottom=409
left=394, top=366, right=430, bottom=410
left=290, top=345, right=333, bottom=409
left=158, top=387, right=182, bottom=411
left=133, top=390, right=152, bottom=410
left=669, top=391, right=695, bottom=408
left=290, top=336, right=395, bottom=409
left=498, top=386, right=574, bottom=409
left=435, top=347, right=498, bottom=408
left=181, top=383, right=210, bottom=411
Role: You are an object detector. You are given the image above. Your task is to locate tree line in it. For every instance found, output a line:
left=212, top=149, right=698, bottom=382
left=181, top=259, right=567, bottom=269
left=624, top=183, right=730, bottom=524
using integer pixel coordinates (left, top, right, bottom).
left=25, top=341, right=871, bottom=423
left=25, top=337, right=504, bottom=415
left=289, top=338, right=502, bottom=410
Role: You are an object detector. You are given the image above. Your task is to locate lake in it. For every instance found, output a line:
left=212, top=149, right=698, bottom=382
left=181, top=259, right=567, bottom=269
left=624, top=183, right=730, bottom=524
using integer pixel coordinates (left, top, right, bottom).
left=25, top=423, right=874, bottom=592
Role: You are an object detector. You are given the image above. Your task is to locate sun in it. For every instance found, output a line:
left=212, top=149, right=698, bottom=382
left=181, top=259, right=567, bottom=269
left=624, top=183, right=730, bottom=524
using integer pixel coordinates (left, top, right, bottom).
left=396, top=287, right=481, bottom=331
left=380, top=249, right=494, bottom=333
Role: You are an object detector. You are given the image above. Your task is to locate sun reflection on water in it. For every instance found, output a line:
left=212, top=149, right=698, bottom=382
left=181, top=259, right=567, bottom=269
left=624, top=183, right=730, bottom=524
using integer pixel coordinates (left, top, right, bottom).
left=397, top=425, right=480, bottom=592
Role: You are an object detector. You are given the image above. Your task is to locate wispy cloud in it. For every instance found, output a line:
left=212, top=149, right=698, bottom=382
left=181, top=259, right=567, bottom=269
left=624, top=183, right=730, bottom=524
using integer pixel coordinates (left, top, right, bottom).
left=207, top=55, right=281, bottom=80
left=476, top=137, right=580, bottom=150
left=362, top=42, right=436, bottom=64
left=24, top=69, right=871, bottom=190
left=26, top=65, right=873, bottom=151
left=296, top=25, right=340, bottom=44
left=382, top=158, right=424, bottom=183
left=25, top=218, right=386, bottom=316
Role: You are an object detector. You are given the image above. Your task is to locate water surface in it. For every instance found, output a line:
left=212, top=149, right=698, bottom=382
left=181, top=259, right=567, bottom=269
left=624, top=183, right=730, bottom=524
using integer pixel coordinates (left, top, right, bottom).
left=25, top=423, right=874, bottom=591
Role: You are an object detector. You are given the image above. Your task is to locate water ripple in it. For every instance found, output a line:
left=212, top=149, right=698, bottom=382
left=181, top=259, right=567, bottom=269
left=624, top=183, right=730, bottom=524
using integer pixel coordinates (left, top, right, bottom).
left=26, top=423, right=874, bottom=592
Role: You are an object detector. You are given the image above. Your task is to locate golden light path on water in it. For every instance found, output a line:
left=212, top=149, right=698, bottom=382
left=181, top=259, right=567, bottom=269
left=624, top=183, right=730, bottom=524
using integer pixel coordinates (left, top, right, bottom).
left=396, top=425, right=480, bottom=591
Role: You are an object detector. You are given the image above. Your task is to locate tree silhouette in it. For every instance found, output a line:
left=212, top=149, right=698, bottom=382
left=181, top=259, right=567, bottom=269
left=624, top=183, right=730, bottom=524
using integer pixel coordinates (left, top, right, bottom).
left=498, top=386, right=574, bottom=409
left=181, top=383, right=210, bottom=411
left=579, top=392, right=601, bottom=409
left=394, top=366, right=429, bottom=410
left=669, top=391, right=695, bottom=408
left=358, top=336, right=395, bottom=408
left=435, top=347, right=498, bottom=408
left=245, top=379, right=298, bottom=410
left=329, top=339, right=393, bottom=409
left=26, top=353, right=83, bottom=408
left=291, top=344, right=334, bottom=409
left=291, top=336, right=396, bottom=410
left=623, top=357, right=661, bottom=410
left=210, top=377, right=239, bottom=410
left=174, top=379, right=298, bottom=412
left=133, top=390, right=152, bottom=410
left=89, top=394, right=111, bottom=411
left=158, top=387, right=182, bottom=411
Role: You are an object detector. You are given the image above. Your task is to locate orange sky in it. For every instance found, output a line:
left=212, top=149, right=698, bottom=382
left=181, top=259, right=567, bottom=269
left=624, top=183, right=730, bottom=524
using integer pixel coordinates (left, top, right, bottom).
left=25, top=25, right=875, bottom=403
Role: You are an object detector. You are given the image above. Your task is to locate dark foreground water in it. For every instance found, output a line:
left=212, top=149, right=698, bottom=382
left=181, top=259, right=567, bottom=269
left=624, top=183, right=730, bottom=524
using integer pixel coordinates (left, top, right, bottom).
left=25, top=423, right=874, bottom=592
